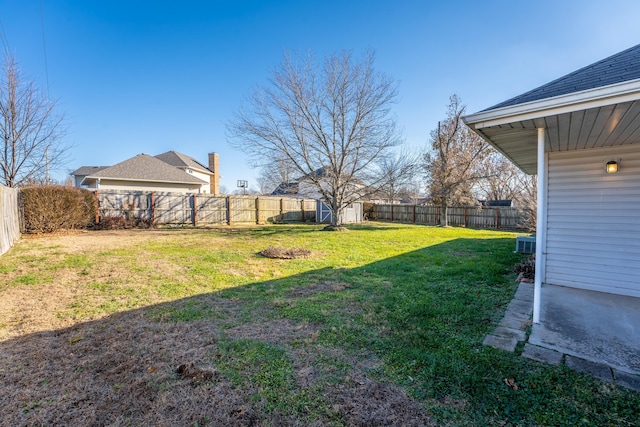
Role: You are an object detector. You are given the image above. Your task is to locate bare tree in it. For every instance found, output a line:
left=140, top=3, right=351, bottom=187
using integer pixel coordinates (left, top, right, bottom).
left=474, top=151, right=522, bottom=201
left=256, top=155, right=297, bottom=195
left=513, top=172, right=537, bottom=231
left=377, top=147, right=419, bottom=203
left=0, top=54, right=67, bottom=187
left=473, top=151, right=538, bottom=231
left=424, top=94, right=492, bottom=226
left=232, top=187, right=260, bottom=196
left=255, top=175, right=272, bottom=196
left=228, top=50, right=402, bottom=227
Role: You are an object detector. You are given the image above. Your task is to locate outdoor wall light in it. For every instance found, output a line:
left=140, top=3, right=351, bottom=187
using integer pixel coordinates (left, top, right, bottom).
left=605, top=160, right=619, bottom=174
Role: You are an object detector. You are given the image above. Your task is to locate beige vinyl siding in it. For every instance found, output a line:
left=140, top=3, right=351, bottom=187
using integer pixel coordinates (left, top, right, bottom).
left=186, top=169, right=213, bottom=192
left=545, top=144, right=640, bottom=297
left=96, top=179, right=205, bottom=194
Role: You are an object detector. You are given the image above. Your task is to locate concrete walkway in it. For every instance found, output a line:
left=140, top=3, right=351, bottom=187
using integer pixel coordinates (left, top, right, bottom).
left=483, top=282, right=640, bottom=392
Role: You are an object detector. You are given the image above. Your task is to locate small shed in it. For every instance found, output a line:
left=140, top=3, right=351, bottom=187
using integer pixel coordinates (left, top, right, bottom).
left=316, top=201, right=363, bottom=224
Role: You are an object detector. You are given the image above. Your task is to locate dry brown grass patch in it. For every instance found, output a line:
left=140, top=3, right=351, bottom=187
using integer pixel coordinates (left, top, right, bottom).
left=0, top=228, right=437, bottom=426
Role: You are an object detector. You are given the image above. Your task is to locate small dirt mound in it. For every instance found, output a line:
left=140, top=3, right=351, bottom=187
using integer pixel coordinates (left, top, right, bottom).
left=175, top=362, right=216, bottom=383
left=259, top=246, right=312, bottom=259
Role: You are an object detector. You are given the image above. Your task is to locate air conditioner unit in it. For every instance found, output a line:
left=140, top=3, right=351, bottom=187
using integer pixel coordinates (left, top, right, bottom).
left=516, top=236, right=536, bottom=254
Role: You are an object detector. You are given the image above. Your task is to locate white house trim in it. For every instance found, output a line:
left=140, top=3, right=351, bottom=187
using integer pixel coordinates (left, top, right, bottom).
left=533, top=128, right=547, bottom=324
left=463, top=78, right=640, bottom=130
left=81, top=176, right=206, bottom=186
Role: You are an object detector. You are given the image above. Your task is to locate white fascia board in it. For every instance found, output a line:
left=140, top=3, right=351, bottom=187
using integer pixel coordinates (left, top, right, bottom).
left=189, top=166, right=214, bottom=175
left=463, top=78, right=640, bottom=129
left=85, top=176, right=208, bottom=185
left=176, top=165, right=213, bottom=175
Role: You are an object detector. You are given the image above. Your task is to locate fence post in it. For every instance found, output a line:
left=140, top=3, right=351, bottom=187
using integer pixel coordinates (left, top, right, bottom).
left=280, top=198, right=284, bottom=223
left=390, top=204, right=394, bottom=222
left=192, top=194, right=197, bottom=226
left=227, top=196, right=232, bottom=225
left=495, top=207, right=499, bottom=229
left=463, top=206, right=467, bottom=227
left=150, top=192, right=156, bottom=225
left=301, top=199, right=305, bottom=222
left=256, top=197, right=261, bottom=224
left=94, top=190, right=100, bottom=224
left=413, top=205, right=416, bottom=223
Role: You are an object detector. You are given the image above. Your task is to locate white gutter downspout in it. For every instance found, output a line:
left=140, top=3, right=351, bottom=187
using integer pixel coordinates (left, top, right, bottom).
left=533, top=128, right=547, bottom=324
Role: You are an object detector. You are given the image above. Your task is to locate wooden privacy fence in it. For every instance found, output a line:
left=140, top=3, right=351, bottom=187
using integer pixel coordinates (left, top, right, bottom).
left=0, top=185, right=20, bottom=255
left=372, top=203, right=526, bottom=229
left=95, top=190, right=317, bottom=226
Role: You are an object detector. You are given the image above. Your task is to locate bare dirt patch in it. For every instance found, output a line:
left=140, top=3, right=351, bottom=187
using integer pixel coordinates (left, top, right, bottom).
left=259, top=245, right=312, bottom=259
left=19, top=228, right=175, bottom=253
left=0, top=311, right=257, bottom=426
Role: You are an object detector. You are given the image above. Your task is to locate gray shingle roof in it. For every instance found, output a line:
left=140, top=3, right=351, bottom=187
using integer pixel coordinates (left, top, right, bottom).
left=71, top=166, right=109, bottom=176
left=484, top=43, right=640, bottom=111
left=155, top=151, right=212, bottom=173
left=87, top=154, right=207, bottom=184
left=271, top=182, right=299, bottom=196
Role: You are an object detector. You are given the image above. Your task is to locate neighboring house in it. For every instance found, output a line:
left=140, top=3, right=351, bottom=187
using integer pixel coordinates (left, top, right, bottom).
left=72, top=166, right=109, bottom=188
left=271, top=181, right=300, bottom=196
left=72, top=151, right=220, bottom=194
left=73, top=153, right=208, bottom=193
left=464, top=44, right=640, bottom=377
left=154, top=151, right=219, bottom=195
left=270, top=166, right=365, bottom=200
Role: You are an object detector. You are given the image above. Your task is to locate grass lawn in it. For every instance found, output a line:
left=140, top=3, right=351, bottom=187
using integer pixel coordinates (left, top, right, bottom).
left=0, top=223, right=638, bottom=426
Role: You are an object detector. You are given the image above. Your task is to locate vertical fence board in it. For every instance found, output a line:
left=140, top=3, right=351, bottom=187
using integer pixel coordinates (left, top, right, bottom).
left=196, top=195, right=227, bottom=224
left=0, top=186, right=20, bottom=256
left=371, top=204, right=525, bottom=230
left=94, top=190, right=317, bottom=226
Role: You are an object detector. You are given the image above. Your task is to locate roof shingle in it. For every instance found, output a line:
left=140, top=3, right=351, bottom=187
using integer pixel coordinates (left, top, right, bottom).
left=71, top=166, right=109, bottom=176
left=86, top=154, right=207, bottom=184
left=155, top=151, right=212, bottom=173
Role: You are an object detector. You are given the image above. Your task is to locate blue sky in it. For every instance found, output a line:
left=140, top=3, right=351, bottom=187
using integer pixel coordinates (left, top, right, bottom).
left=2, top=0, right=640, bottom=191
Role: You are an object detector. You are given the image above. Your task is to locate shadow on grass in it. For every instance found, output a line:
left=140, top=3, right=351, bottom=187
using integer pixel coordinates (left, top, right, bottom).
left=1, top=235, right=638, bottom=426
left=184, top=222, right=407, bottom=235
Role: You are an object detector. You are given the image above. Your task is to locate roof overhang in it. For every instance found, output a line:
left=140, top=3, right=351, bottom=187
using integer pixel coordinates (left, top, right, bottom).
left=82, top=176, right=207, bottom=186
left=463, top=78, right=640, bottom=174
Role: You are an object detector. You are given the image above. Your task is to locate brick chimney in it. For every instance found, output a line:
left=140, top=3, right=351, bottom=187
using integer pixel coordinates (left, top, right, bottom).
left=208, top=152, right=220, bottom=195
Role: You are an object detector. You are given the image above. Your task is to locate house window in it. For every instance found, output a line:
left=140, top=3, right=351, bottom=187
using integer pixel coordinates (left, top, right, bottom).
left=186, top=169, right=193, bottom=174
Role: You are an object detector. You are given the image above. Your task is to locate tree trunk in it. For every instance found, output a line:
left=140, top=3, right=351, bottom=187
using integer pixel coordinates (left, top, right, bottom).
left=440, top=200, right=449, bottom=227
left=330, top=201, right=343, bottom=227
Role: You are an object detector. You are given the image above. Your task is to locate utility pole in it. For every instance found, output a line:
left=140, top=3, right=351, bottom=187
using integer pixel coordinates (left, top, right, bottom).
left=45, top=146, right=49, bottom=185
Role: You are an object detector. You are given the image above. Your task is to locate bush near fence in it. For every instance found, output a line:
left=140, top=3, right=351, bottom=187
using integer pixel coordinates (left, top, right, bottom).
left=21, top=186, right=96, bottom=233
left=371, top=203, right=526, bottom=230
left=94, top=190, right=317, bottom=226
